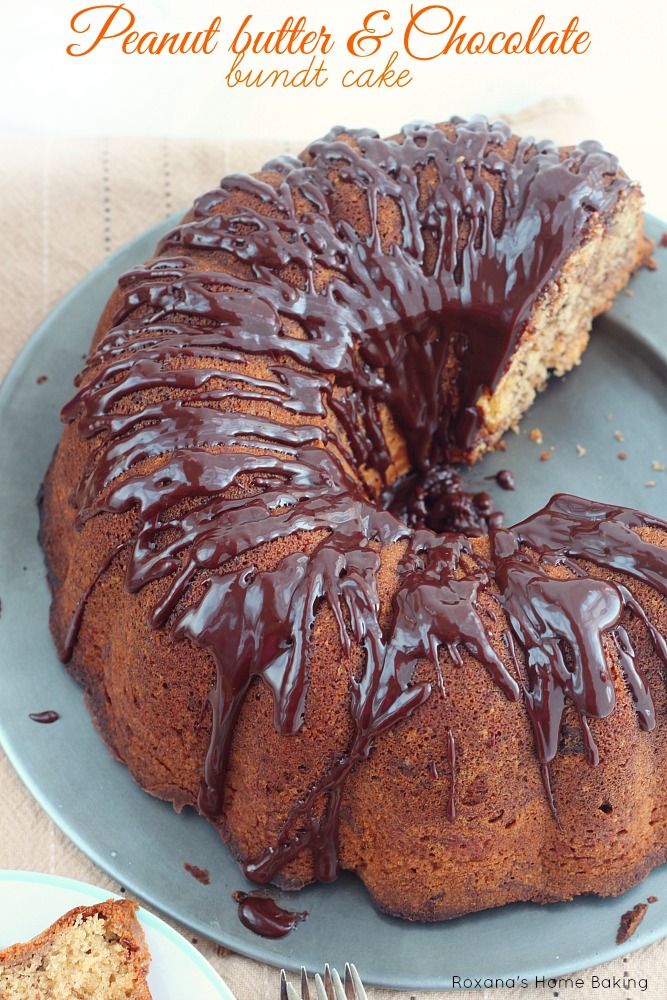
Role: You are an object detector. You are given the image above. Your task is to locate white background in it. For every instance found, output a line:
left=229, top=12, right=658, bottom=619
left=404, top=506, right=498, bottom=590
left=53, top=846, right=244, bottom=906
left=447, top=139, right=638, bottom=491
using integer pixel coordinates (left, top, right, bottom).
left=1, top=0, right=666, bottom=217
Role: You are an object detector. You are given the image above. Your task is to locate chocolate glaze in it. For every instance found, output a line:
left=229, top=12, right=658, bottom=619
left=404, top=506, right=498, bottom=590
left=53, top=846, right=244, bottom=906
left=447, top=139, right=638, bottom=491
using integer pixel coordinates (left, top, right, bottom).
left=496, top=469, right=516, bottom=491
left=29, top=710, right=60, bottom=724
left=233, top=892, right=307, bottom=939
left=56, top=118, right=667, bottom=889
left=383, top=464, right=499, bottom=536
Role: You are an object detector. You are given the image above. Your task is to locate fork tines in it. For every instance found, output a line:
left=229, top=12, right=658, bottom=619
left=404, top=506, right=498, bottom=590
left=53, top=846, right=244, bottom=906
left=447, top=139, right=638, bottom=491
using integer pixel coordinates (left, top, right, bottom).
left=279, top=964, right=367, bottom=1000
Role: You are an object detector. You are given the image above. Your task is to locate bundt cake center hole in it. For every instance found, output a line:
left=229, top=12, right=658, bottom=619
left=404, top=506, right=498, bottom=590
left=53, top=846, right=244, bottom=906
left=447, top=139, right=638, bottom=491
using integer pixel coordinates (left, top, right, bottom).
left=381, top=461, right=499, bottom=537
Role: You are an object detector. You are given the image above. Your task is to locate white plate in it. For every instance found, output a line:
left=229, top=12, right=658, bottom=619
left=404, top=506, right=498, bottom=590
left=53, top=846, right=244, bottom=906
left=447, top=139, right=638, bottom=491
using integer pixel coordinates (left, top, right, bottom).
left=0, top=871, right=235, bottom=1000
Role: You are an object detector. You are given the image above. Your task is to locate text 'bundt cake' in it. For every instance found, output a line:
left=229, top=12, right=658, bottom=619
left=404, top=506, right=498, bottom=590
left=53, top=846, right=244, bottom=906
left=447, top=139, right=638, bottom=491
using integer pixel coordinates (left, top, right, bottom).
left=40, top=116, right=667, bottom=921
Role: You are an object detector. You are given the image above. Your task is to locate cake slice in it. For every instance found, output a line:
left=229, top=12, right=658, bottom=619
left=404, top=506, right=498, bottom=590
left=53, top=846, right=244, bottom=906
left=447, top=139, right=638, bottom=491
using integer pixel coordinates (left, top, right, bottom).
left=0, top=898, right=152, bottom=999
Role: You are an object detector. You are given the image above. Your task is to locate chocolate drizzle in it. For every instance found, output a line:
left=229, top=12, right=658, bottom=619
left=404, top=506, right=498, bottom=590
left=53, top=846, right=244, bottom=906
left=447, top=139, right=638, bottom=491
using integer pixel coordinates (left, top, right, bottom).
left=29, top=710, right=60, bottom=724
left=55, top=117, right=667, bottom=890
left=233, top=892, right=307, bottom=939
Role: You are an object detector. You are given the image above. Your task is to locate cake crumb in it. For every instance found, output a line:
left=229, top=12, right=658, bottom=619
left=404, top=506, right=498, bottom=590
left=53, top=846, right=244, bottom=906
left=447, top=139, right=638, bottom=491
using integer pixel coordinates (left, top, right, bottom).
left=651, top=460, right=666, bottom=472
left=614, top=430, right=625, bottom=442
left=646, top=480, right=657, bottom=488
left=529, top=428, right=543, bottom=444
left=36, top=374, right=48, bottom=384
left=646, top=256, right=658, bottom=270
left=576, top=444, right=587, bottom=457
left=625, top=288, right=634, bottom=297
left=617, top=452, right=627, bottom=461
left=606, top=413, right=613, bottom=421
left=616, top=902, right=648, bottom=944
left=184, top=862, right=210, bottom=885
left=648, top=895, right=659, bottom=904
left=540, top=451, right=551, bottom=462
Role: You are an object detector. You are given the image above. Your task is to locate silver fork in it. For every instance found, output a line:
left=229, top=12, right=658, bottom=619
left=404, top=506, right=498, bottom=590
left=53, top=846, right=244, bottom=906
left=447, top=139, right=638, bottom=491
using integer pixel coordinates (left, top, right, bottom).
left=279, top=964, right=368, bottom=1000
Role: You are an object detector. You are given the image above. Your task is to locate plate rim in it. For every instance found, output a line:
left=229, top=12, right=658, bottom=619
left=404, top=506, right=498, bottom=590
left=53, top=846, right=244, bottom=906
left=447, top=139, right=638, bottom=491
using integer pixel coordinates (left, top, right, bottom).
left=0, top=868, right=236, bottom=999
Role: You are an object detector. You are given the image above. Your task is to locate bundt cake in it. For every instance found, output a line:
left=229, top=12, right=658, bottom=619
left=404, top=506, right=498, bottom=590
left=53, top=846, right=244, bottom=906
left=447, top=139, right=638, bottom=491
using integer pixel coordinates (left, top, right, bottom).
left=0, top=898, right=152, bottom=998
left=40, top=116, right=667, bottom=922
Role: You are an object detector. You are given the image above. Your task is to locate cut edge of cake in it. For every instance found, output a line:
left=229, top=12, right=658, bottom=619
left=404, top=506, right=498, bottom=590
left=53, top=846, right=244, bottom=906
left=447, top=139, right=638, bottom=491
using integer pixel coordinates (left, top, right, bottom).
left=0, top=898, right=153, bottom=1000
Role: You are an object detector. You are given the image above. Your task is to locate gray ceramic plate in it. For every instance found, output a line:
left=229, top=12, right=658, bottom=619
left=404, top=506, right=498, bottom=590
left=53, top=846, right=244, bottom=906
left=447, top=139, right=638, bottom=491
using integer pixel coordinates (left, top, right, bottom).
left=0, top=215, right=666, bottom=991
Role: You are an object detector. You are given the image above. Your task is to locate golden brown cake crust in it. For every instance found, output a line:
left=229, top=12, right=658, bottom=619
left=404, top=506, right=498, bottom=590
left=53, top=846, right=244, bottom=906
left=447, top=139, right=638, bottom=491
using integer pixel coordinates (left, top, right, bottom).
left=39, top=116, right=665, bottom=922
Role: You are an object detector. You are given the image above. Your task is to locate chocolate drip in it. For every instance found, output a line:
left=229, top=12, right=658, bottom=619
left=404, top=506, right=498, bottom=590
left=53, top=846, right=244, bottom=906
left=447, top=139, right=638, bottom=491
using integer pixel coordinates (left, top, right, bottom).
left=612, top=625, right=655, bottom=732
left=233, top=892, right=307, bottom=939
left=496, top=469, right=516, bottom=491
left=56, top=117, right=667, bottom=891
left=491, top=523, right=624, bottom=765
left=492, top=496, right=667, bottom=769
left=29, top=710, right=60, bottom=724
left=513, top=495, right=667, bottom=599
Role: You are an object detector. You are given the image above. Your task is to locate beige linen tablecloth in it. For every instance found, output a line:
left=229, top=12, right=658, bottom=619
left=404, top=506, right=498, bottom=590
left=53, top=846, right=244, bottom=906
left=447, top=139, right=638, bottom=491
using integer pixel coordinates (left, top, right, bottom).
left=2, top=104, right=667, bottom=999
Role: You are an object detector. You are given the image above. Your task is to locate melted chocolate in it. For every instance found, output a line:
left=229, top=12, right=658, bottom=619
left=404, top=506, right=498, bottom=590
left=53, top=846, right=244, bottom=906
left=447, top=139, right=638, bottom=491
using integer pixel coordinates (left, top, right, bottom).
left=383, top=464, right=499, bottom=536
left=55, top=118, right=667, bottom=891
left=496, top=469, right=515, bottom=491
left=29, top=710, right=60, bottom=724
left=233, top=892, right=307, bottom=939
